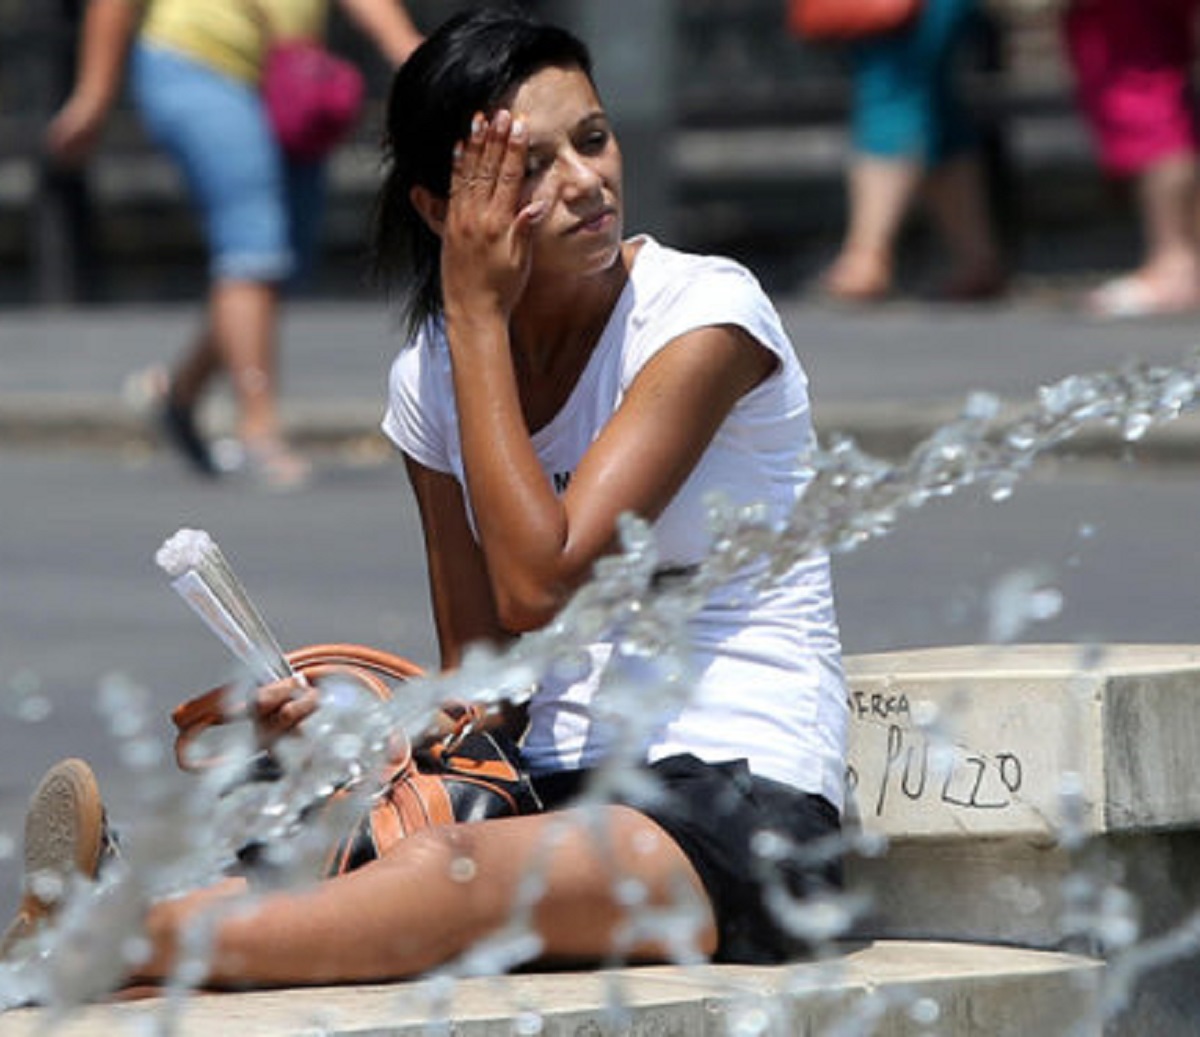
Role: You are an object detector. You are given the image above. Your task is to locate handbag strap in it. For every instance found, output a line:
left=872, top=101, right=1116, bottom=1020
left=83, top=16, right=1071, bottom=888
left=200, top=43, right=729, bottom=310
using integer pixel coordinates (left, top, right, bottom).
left=172, top=642, right=428, bottom=771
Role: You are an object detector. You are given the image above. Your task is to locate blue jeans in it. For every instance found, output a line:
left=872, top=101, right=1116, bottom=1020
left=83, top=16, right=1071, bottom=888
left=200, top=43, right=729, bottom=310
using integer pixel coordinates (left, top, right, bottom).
left=849, top=0, right=981, bottom=164
left=130, top=42, right=326, bottom=286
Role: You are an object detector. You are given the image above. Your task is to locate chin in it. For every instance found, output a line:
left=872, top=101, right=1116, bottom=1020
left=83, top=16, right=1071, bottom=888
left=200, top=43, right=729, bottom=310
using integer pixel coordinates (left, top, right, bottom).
left=542, top=242, right=617, bottom=282
left=588, top=227, right=626, bottom=271
left=594, top=238, right=625, bottom=272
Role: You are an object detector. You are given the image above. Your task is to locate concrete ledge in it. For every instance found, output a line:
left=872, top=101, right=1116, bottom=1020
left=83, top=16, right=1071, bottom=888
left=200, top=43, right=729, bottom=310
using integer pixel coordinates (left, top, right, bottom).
left=842, top=646, right=1200, bottom=946
left=0, top=941, right=1102, bottom=1036
left=843, top=646, right=1200, bottom=1035
left=844, top=644, right=1200, bottom=840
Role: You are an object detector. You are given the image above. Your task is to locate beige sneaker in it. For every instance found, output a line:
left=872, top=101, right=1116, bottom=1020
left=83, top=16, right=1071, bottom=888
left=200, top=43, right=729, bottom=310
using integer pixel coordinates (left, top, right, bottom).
left=0, top=759, right=108, bottom=957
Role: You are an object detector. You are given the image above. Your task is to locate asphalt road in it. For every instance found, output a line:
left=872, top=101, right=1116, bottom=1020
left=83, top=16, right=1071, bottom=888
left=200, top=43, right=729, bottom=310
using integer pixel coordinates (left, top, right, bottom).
left=1, top=444, right=1199, bottom=920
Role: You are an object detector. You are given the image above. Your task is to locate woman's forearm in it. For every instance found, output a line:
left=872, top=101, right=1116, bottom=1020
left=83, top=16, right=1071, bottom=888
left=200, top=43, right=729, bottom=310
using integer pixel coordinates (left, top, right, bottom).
left=45, top=0, right=141, bottom=164
left=444, top=310, right=576, bottom=631
left=335, top=0, right=423, bottom=66
left=74, top=0, right=140, bottom=111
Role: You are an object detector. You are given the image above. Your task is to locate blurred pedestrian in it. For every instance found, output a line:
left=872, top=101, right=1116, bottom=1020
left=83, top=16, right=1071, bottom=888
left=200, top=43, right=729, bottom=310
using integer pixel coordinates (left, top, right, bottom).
left=818, top=0, right=1006, bottom=303
left=45, top=0, right=424, bottom=488
left=1063, top=0, right=1200, bottom=318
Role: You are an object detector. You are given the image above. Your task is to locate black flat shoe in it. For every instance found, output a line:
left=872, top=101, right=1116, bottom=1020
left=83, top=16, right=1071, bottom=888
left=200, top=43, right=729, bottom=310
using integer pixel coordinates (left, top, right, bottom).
left=159, top=396, right=219, bottom=477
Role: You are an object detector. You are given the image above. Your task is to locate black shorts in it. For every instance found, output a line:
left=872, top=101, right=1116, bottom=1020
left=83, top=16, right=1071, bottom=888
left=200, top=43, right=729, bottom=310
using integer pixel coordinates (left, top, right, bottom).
left=530, top=753, right=843, bottom=964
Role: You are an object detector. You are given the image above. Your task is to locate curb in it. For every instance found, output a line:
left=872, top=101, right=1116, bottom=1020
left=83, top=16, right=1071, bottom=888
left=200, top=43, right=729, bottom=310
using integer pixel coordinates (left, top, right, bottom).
left=6, top=396, right=1200, bottom=466
left=814, top=403, right=1200, bottom=466
left=0, top=396, right=390, bottom=455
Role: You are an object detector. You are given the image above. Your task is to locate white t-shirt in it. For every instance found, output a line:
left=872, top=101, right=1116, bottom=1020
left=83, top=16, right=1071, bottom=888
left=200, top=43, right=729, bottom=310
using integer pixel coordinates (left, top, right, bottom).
left=382, top=236, right=847, bottom=810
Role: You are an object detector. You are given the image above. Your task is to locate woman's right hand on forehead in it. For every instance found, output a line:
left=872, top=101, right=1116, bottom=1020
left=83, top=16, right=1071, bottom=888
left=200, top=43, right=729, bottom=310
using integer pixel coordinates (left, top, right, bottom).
left=442, top=110, right=547, bottom=321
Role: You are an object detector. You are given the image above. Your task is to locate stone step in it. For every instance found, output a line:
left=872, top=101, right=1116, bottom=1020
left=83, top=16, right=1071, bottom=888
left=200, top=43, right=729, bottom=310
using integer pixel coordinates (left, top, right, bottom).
left=844, top=644, right=1200, bottom=843
left=842, top=644, right=1200, bottom=1035
left=841, top=644, right=1200, bottom=942
left=0, top=940, right=1102, bottom=1036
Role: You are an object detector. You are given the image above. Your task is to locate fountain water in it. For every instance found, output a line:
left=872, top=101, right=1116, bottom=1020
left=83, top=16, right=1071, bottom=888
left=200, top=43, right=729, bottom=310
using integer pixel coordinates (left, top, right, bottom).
left=2, top=351, right=1200, bottom=1032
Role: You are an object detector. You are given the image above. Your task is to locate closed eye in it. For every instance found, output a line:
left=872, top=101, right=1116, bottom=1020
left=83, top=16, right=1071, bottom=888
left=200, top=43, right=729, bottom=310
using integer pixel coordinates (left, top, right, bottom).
left=578, top=128, right=609, bottom=155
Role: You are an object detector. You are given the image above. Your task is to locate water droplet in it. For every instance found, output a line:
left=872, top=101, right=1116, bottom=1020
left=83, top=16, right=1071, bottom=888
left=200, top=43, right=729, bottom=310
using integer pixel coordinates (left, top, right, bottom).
left=729, top=1005, right=771, bottom=1037
left=513, top=1009, right=545, bottom=1035
left=449, top=856, right=477, bottom=883
left=8, top=670, right=41, bottom=697
left=987, top=569, right=1062, bottom=643
left=910, top=699, right=940, bottom=728
left=14, top=695, right=52, bottom=724
left=28, top=870, right=64, bottom=904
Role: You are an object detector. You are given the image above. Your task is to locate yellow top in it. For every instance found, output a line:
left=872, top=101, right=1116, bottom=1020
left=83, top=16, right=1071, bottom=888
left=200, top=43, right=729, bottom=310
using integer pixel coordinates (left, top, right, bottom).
left=134, top=0, right=330, bottom=84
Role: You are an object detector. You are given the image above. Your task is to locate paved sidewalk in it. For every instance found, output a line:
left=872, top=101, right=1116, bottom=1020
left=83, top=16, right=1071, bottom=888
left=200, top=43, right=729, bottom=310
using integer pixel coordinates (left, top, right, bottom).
left=3, top=291, right=1200, bottom=462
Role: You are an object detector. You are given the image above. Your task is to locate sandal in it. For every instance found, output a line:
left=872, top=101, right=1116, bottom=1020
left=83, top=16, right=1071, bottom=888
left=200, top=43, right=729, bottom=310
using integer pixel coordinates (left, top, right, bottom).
left=1085, top=274, right=1200, bottom=320
left=817, top=253, right=892, bottom=305
left=1, top=759, right=113, bottom=958
left=240, top=438, right=313, bottom=492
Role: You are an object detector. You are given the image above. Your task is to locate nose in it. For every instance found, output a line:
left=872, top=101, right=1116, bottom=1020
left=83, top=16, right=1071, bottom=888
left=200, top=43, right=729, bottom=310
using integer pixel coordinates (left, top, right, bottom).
left=559, top=149, right=602, bottom=201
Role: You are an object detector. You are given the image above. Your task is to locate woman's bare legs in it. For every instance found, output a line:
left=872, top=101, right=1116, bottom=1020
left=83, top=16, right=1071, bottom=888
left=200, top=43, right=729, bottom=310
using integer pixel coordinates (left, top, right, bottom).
left=822, top=156, right=923, bottom=301
left=1086, top=154, right=1200, bottom=316
left=208, top=278, right=282, bottom=446
left=135, top=806, right=716, bottom=988
left=167, top=278, right=310, bottom=487
left=920, top=153, right=1006, bottom=298
left=1132, top=154, right=1200, bottom=299
left=167, top=325, right=221, bottom=413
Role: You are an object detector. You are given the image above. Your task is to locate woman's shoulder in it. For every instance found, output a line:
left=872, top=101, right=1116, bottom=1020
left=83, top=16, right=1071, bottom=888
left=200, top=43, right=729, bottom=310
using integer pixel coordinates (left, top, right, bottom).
left=383, top=318, right=457, bottom=464
left=625, top=236, right=782, bottom=337
left=630, top=236, right=763, bottom=294
left=626, top=236, right=775, bottom=329
left=388, top=318, right=452, bottom=393
left=618, top=236, right=802, bottom=388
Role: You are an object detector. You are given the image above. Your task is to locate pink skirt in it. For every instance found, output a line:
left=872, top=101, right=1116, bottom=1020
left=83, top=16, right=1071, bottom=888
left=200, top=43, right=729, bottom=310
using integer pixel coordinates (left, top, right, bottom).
left=1064, top=0, right=1200, bottom=174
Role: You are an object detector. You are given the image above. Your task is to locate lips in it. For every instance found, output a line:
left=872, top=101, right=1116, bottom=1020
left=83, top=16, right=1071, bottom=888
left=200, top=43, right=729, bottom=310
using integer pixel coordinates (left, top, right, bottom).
left=570, top=207, right=616, bottom=234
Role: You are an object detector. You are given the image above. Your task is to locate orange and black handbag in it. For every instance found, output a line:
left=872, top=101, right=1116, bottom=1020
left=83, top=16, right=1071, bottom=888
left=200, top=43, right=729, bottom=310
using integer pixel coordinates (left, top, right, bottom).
left=171, top=643, right=542, bottom=876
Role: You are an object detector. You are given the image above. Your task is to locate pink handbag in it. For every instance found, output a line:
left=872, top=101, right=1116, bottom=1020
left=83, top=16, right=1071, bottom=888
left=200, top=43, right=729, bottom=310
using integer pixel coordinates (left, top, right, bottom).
left=260, top=38, right=365, bottom=161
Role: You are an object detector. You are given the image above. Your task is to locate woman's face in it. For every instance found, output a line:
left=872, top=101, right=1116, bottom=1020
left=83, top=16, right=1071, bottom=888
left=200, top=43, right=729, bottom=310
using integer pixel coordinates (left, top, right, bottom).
left=505, top=65, right=624, bottom=280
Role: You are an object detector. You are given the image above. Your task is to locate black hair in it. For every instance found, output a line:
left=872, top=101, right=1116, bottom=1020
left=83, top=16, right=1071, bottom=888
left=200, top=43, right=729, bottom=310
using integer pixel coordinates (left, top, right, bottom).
left=371, top=6, right=594, bottom=340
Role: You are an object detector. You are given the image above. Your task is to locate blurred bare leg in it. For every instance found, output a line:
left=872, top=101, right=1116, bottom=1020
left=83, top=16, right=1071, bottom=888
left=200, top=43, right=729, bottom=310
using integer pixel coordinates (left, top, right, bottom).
left=209, top=278, right=310, bottom=487
left=822, top=155, right=923, bottom=301
left=159, top=323, right=223, bottom=477
left=209, top=278, right=282, bottom=444
left=1086, top=154, right=1200, bottom=316
left=921, top=153, right=1006, bottom=298
left=168, top=325, right=221, bottom=411
left=1136, top=154, right=1200, bottom=290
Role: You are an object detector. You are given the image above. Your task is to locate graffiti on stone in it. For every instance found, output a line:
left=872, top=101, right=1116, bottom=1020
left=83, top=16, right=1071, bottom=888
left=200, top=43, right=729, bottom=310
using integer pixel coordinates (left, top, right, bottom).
left=846, top=701, right=1026, bottom=819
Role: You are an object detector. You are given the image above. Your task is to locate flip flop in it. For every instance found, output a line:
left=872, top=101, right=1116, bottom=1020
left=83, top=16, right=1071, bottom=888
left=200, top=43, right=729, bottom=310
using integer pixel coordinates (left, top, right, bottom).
left=1085, top=275, right=1200, bottom=320
left=817, top=269, right=892, bottom=306
left=240, top=438, right=314, bottom=492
